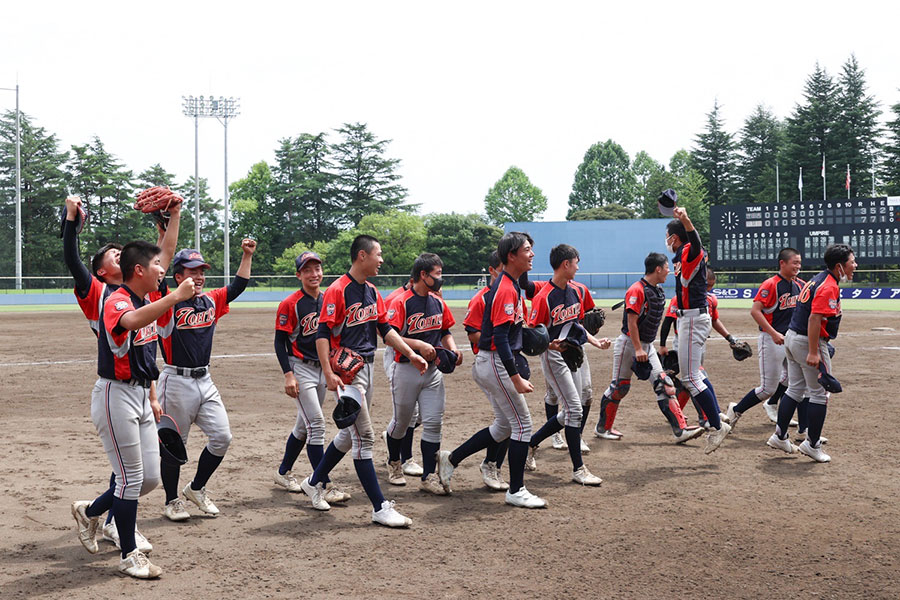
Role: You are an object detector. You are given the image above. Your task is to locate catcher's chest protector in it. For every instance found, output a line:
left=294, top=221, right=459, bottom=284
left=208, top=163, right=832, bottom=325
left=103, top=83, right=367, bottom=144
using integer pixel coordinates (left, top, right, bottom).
left=621, top=280, right=666, bottom=344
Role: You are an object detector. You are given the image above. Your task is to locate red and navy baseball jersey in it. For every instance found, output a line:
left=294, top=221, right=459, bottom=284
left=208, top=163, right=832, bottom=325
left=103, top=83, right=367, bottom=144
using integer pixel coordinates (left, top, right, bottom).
left=789, top=270, right=842, bottom=341
left=463, top=286, right=490, bottom=353
left=673, top=231, right=709, bottom=310
left=388, top=289, right=455, bottom=363
left=754, top=275, right=801, bottom=334
left=99, top=285, right=162, bottom=382
left=318, top=273, right=389, bottom=357
left=75, top=277, right=119, bottom=337
left=569, top=280, right=596, bottom=312
left=275, top=289, right=323, bottom=362
left=478, top=271, right=525, bottom=353
left=707, top=292, right=720, bottom=321
left=528, top=281, right=586, bottom=344
left=384, top=284, right=408, bottom=309
left=157, top=286, right=230, bottom=368
left=621, top=278, right=666, bottom=343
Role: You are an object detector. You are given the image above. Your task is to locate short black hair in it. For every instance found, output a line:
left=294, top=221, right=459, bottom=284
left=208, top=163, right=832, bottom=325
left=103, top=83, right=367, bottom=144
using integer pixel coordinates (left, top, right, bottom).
left=707, top=266, right=716, bottom=281
left=350, top=234, right=379, bottom=263
left=550, top=244, right=579, bottom=270
left=777, top=247, right=800, bottom=265
left=666, top=219, right=687, bottom=243
left=411, top=252, right=443, bottom=282
left=91, top=242, right=123, bottom=280
left=119, top=241, right=161, bottom=283
left=497, top=231, right=533, bottom=264
left=488, top=250, right=501, bottom=270
left=644, top=252, right=668, bottom=274
left=824, top=244, right=854, bottom=270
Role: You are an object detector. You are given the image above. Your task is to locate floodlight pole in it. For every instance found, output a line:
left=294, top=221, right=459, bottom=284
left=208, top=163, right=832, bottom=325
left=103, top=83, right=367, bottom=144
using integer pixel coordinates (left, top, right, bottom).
left=2, top=83, right=21, bottom=290
left=223, top=111, right=231, bottom=281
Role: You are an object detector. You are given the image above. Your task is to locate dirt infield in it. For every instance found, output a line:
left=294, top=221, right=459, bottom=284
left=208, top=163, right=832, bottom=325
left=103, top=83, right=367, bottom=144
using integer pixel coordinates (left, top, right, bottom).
left=1, top=307, right=898, bottom=599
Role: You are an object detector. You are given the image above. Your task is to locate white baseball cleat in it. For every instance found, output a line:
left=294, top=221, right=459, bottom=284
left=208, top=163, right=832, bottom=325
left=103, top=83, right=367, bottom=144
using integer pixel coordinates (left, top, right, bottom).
left=71, top=501, right=99, bottom=554
left=795, top=431, right=829, bottom=445
left=182, top=484, right=219, bottom=516
left=505, top=487, right=547, bottom=509
left=436, top=450, right=455, bottom=487
left=118, top=549, right=162, bottom=579
left=798, top=439, right=831, bottom=463
left=300, top=477, right=331, bottom=511
left=721, top=402, right=740, bottom=428
left=525, top=446, right=537, bottom=471
left=372, top=500, right=412, bottom=527
left=673, top=426, right=705, bottom=444
left=324, top=483, right=351, bottom=503
left=580, top=438, right=591, bottom=454
left=703, top=423, right=731, bottom=454
left=480, top=461, right=506, bottom=491
left=274, top=469, right=303, bottom=492
left=387, top=460, right=407, bottom=486
left=766, top=432, right=798, bottom=454
left=401, top=459, right=423, bottom=477
left=764, top=402, right=779, bottom=423
left=420, top=473, right=448, bottom=495
left=594, top=427, right=623, bottom=440
left=101, top=521, right=153, bottom=553
left=164, top=498, right=191, bottom=522
left=572, top=465, right=602, bottom=486
left=551, top=432, right=568, bottom=450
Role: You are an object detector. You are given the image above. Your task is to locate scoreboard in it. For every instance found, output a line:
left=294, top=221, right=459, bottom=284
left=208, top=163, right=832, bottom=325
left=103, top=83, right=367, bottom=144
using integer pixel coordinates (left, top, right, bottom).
left=710, top=197, right=900, bottom=267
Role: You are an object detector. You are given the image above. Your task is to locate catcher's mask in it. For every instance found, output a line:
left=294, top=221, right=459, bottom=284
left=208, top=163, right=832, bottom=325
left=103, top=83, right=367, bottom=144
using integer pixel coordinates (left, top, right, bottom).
left=333, top=386, right=363, bottom=429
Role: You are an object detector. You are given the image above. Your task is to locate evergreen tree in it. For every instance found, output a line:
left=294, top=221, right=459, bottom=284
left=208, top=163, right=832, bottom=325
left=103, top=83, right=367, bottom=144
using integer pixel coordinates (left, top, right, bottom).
left=174, top=176, right=223, bottom=266
left=567, top=139, right=636, bottom=218
left=424, top=213, right=503, bottom=274
left=735, top=105, right=784, bottom=203
left=881, top=100, right=900, bottom=196
left=691, top=100, right=736, bottom=205
left=833, top=54, right=881, bottom=198
left=632, top=151, right=673, bottom=218
left=483, top=166, right=547, bottom=225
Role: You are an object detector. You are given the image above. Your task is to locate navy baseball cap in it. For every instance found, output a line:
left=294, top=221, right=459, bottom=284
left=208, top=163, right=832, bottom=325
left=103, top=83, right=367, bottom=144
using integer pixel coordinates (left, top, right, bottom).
left=658, top=189, right=677, bottom=216
left=295, top=251, right=322, bottom=271
left=173, top=249, right=210, bottom=270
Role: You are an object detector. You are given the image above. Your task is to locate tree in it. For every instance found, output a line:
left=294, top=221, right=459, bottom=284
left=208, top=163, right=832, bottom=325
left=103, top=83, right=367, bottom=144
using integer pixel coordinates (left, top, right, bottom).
left=567, top=139, right=636, bottom=218
left=568, top=204, right=635, bottom=220
left=331, top=123, right=411, bottom=226
left=174, top=176, right=222, bottom=257
left=229, top=161, right=275, bottom=273
left=0, top=111, right=70, bottom=277
left=424, top=213, right=503, bottom=273
left=735, top=105, right=784, bottom=203
left=691, top=100, right=736, bottom=205
left=483, top=166, right=547, bottom=225
left=882, top=99, right=900, bottom=195
left=833, top=54, right=881, bottom=198
left=632, top=151, right=673, bottom=218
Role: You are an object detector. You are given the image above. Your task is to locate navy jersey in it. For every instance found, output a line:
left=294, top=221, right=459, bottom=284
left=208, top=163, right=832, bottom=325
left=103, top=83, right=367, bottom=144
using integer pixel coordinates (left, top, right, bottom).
left=388, top=288, right=455, bottom=363
left=754, top=274, right=802, bottom=334
left=789, top=270, right=842, bottom=341
left=528, top=281, right=586, bottom=345
left=673, top=229, right=708, bottom=310
left=100, top=285, right=162, bottom=382
left=479, top=271, right=525, bottom=353
left=318, top=273, right=389, bottom=357
left=621, top=278, right=666, bottom=343
left=158, top=286, right=230, bottom=368
left=275, top=288, right=322, bottom=362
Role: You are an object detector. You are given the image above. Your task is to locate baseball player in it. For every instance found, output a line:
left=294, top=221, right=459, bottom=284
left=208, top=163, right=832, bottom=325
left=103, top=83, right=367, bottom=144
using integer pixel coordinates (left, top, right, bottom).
left=438, top=232, right=547, bottom=509
left=381, top=279, right=424, bottom=482
left=386, top=252, right=462, bottom=494
left=664, top=207, right=731, bottom=452
left=71, top=241, right=197, bottom=578
left=298, top=234, right=427, bottom=527
left=462, top=251, right=511, bottom=491
left=594, top=253, right=703, bottom=444
left=64, top=195, right=180, bottom=553
left=723, top=249, right=803, bottom=427
left=767, top=244, right=854, bottom=462
left=522, top=244, right=603, bottom=485
left=273, top=251, right=351, bottom=504
left=155, top=241, right=255, bottom=521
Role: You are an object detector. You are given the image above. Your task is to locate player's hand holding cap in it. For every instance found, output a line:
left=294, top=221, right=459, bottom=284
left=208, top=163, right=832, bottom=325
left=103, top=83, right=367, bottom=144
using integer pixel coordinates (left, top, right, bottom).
left=658, top=188, right=677, bottom=217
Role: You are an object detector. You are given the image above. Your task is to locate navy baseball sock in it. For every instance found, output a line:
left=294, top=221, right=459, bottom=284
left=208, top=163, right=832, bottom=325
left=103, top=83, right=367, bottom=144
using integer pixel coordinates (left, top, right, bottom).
left=692, top=388, right=721, bottom=429
left=544, top=402, right=558, bottom=421
left=496, top=438, right=510, bottom=469
left=279, top=433, right=305, bottom=475
left=735, top=390, right=761, bottom=414
left=401, top=427, right=415, bottom=463
left=703, top=377, right=717, bottom=400
left=160, top=461, right=181, bottom=504
left=767, top=382, right=787, bottom=405
left=796, top=397, right=810, bottom=433
left=564, top=426, right=584, bottom=470
left=579, top=404, right=592, bottom=435
left=386, top=432, right=403, bottom=463
left=191, top=448, right=224, bottom=491
left=450, top=427, right=494, bottom=467
left=507, top=440, right=529, bottom=494
left=531, top=417, right=565, bottom=449
left=87, top=486, right=115, bottom=519
left=420, top=440, right=440, bottom=478
left=310, top=442, right=345, bottom=486
left=306, top=443, right=330, bottom=484
left=103, top=472, right=116, bottom=524
left=353, top=458, right=385, bottom=510
left=483, top=439, right=499, bottom=464
left=111, top=498, right=138, bottom=557
left=805, top=402, right=827, bottom=445
left=775, top=394, right=799, bottom=439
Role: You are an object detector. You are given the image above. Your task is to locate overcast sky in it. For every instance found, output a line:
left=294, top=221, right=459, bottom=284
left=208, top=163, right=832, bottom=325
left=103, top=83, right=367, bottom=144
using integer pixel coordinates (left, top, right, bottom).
left=2, top=1, right=898, bottom=222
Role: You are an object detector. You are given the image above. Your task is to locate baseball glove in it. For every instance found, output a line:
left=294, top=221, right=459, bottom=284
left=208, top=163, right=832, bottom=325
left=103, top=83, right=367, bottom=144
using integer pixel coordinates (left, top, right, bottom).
left=729, top=338, right=752, bottom=361
left=560, top=341, right=584, bottom=372
left=329, top=346, right=365, bottom=385
left=582, top=308, right=606, bottom=335
left=133, top=186, right=183, bottom=231
left=662, top=351, right=679, bottom=375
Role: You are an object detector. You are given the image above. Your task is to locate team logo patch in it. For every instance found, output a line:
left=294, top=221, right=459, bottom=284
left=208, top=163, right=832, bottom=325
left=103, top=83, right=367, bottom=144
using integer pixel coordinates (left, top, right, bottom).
left=628, top=296, right=637, bottom=305
left=115, top=301, right=128, bottom=311
left=760, top=289, right=769, bottom=298
left=828, top=298, right=838, bottom=309
left=326, top=303, right=335, bottom=316
left=278, top=313, right=288, bottom=326
left=504, top=303, right=514, bottom=316
left=387, top=308, right=396, bottom=320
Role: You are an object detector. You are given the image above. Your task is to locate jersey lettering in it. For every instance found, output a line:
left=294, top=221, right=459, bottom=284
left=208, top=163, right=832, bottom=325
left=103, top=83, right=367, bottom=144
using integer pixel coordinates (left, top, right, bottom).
left=175, top=305, right=217, bottom=330
left=406, top=311, right=443, bottom=334
left=346, top=302, right=378, bottom=326
left=300, top=312, right=319, bottom=337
